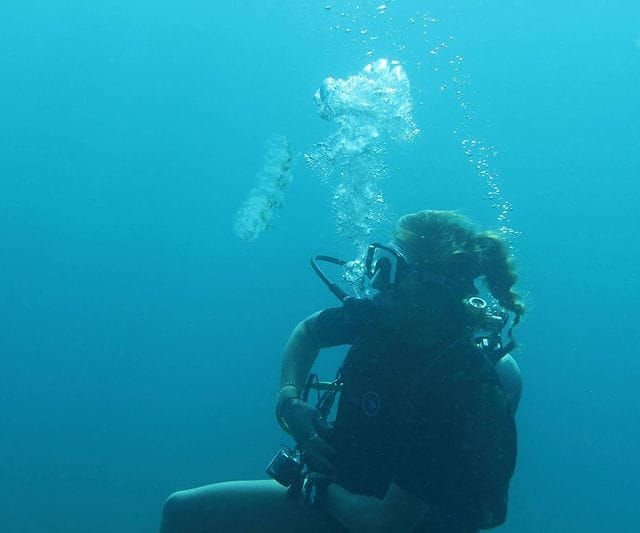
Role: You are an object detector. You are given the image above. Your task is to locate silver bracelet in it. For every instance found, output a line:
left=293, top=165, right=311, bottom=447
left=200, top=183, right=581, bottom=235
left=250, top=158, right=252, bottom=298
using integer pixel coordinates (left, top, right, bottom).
left=275, top=383, right=303, bottom=433
left=278, top=382, right=303, bottom=396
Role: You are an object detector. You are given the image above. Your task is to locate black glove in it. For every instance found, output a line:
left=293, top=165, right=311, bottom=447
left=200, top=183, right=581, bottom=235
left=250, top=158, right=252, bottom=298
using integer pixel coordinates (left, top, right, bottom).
left=303, top=472, right=338, bottom=509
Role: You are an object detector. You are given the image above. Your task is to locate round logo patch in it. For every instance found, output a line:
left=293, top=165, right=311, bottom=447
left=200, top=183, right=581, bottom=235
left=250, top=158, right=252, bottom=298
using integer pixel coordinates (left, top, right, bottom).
left=362, top=390, right=381, bottom=417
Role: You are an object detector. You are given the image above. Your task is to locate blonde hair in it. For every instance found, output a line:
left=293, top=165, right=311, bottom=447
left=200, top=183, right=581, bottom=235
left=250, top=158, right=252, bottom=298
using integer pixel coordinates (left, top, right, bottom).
left=394, top=210, right=525, bottom=329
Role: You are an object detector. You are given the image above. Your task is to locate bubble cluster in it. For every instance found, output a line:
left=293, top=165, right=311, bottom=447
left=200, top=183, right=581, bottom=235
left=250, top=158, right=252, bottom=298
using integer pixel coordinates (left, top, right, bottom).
left=318, top=3, right=519, bottom=238
left=412, top=17, right=518, bottom=237
left=445, top=55, right=518, bottom=236
left=234, top=136, right=293, bottom=241
left=305, top=58, right=419, bottom=249
left=461, top=138, right=514, bottom=231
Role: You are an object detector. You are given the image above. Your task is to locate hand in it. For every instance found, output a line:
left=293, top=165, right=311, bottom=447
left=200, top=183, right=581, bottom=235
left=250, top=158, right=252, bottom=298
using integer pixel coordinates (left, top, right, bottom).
left=303, top=472, right=337, bottom=509
left=279, top=399, right=336, bottom=474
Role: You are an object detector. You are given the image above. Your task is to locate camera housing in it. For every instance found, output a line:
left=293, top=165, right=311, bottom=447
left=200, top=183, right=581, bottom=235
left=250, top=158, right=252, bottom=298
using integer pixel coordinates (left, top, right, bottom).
left=266, top=447, right=304, bottom=487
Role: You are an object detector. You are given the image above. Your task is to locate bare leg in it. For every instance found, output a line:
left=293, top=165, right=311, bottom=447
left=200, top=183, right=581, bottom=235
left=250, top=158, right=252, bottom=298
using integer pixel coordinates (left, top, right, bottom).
left=161, top=479, right=347, bottom=533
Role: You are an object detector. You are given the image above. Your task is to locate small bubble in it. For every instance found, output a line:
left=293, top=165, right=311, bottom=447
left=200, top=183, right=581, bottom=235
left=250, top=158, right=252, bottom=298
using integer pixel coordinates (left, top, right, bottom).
left=360, top=28, right=368, bottom=34
left=324, top=4, right=332, bottom=10
left=410, top=17, right=415, bottom=23
left=345, top=27, right=351, bottom=33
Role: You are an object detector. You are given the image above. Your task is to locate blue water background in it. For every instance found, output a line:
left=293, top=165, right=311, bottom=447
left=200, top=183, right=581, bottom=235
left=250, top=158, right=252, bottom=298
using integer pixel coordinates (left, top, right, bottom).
left=1, top=1, right=639, bottom=531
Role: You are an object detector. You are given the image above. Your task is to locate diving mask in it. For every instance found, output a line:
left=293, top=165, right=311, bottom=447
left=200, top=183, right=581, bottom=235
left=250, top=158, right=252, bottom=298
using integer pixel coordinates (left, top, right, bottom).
left=365, top=241, right=454, bottom=291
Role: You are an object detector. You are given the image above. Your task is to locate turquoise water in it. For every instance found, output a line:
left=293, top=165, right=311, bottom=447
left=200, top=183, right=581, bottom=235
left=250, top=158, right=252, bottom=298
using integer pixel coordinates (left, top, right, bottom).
left=1, top=1, right=639, bottom=531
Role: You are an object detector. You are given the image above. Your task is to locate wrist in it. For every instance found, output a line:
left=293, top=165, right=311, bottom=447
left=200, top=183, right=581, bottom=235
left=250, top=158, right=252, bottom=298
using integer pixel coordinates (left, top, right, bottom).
left=276, top=383, right=303, bottom=433
left=304, top=473, right=337, bottom=510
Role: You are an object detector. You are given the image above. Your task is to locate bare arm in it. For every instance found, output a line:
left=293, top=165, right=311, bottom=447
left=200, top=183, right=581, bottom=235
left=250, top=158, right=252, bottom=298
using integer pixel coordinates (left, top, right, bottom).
left=325, top=482, right=429, bottom=533
left=276, top=312, right=339, bottom=472
left=279, top=311, right=324, bottom=389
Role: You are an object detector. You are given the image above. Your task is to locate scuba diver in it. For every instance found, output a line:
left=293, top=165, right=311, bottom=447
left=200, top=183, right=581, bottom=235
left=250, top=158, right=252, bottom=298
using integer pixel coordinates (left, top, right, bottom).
left=161, top=210, right=524, bottom=533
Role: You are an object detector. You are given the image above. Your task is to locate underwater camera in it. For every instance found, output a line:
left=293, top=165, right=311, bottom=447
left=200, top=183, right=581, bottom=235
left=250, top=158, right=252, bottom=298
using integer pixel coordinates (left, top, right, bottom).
left=267, top=375, right=341, bottom=489
left=266, top=445, right=304, bottom=488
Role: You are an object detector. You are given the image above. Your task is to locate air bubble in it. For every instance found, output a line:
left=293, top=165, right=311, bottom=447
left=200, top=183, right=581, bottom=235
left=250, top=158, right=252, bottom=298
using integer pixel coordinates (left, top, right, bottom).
left=234, top=136, right=294, bottom=241
left=308, top=59, right=419, bottom=248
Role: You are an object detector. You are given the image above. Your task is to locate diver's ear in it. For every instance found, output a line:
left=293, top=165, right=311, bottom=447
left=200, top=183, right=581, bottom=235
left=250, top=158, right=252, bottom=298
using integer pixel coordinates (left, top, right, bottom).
left=371, top=257, right=392, bottom=290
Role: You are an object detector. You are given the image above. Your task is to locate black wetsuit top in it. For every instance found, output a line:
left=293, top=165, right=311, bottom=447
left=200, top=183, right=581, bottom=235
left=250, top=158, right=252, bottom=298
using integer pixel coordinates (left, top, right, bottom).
left=314, top=298, right=517, bottom=532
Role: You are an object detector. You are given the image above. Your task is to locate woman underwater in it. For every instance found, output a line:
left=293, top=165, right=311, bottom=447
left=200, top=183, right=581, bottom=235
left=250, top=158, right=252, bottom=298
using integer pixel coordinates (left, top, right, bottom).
left=161, top=210, right=524, bottom=532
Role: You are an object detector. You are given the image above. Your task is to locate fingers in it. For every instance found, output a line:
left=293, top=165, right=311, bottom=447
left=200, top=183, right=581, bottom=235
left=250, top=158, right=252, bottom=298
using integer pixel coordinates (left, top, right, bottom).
left=302, top=433, right=337, bottom=474
left=283, top=401, right=337, bottom=473
left=313, top=433, right=337, bottom=458
left=283, top=401, right=319, bottom=443
left=314, top=416, right=334, bottom=433
left=306, top=450, right=334, bottom=474
left=287, top=402, right=333, bottom=442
